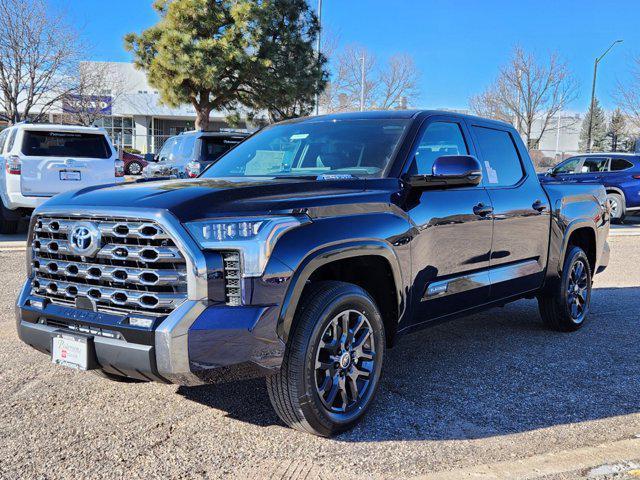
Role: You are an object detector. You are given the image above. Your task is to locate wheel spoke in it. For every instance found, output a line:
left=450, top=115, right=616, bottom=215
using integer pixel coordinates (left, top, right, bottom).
left=339, top=312, right=349, bottom=348
left=324, top=374, right=340, bottom=405
left=346, top=372, right=360, bottom=400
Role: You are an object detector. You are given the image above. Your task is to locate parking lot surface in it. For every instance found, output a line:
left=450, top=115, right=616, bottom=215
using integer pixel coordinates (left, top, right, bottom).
left=1, top=235, right=639, bottom=479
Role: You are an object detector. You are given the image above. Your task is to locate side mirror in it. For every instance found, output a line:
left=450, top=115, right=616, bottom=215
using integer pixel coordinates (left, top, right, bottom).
left=407, top=155, right=483, bottom=188
left=545, top=167, right=555, bottom=176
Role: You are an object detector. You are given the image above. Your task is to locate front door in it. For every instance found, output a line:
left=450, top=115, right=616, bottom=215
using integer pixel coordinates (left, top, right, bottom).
left=403, top=117, right=493, bottom=326
left=467, top=123, right=551, bottom=300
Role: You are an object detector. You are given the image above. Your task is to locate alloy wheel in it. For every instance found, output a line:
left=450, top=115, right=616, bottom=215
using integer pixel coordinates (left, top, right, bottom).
left=567, top=259, right=589, bottom=321
left=314, top=309, right=377, bottom=414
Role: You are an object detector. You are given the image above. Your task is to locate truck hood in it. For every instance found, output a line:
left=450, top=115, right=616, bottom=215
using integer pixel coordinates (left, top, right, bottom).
left=42, top=177, right=398, bottom=222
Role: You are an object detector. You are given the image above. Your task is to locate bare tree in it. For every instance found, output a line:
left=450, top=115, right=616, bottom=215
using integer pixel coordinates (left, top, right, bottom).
left=470, top=47, right=578, bottom=149
left=616, top=55, right=640, bottom=131
left=0, top=0, right=80, bottom=124
left=63, top=62, right=127, bottom=126
left=321, top=44, right=420, bottom=113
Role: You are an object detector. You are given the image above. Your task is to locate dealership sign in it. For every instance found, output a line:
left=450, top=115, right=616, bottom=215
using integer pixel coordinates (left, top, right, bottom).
left=62, top=95, right=113, bottom=115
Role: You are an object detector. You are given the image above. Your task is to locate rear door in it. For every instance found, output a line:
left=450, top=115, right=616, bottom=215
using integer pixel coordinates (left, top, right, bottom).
left=19, top=130, right=115, bottom=197
left=467, top=123, right=550, bottom=300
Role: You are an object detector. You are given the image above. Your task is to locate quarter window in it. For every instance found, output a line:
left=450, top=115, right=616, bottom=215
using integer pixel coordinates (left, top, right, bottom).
left=411, top=122, right=468, bottom=175
left=6, top=129, right=18, bottom=152
left=610, top=158, right=634, bottom=171
left=472, top=126, right=524, bottom=186
left=0, top=130, right=8, bottom=154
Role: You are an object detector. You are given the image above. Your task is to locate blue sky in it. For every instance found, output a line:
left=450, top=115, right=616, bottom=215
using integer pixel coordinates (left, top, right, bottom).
left=64, top=0, right=640, bottom=112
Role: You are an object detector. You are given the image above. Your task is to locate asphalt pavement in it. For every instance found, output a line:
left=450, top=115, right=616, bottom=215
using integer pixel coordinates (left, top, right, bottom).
left=0, top=235, right=639, bottom=479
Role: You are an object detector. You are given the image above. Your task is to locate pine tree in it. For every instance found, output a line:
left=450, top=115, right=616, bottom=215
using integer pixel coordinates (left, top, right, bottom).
left=125, top=0, right=327, bottom=130
left=579, top=98, right=607, bottom=152
left=607, top=108, right=628, bottom=152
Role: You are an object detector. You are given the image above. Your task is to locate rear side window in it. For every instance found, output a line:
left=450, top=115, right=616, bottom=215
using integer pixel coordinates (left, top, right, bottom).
left=21, top=131, right=112, bottom=158
left=472, top=126, right=524, bottom=186
left=179, top=135, right=196, bottom=161
left=581, top=157, right=608, bottom=173
left=610, top=158, right=634, bottom=171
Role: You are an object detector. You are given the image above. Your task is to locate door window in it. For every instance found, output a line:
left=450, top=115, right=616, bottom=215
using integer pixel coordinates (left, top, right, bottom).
left=580, top=157, right=608, bottom=173
left=472, top=126, right=524, bottom=186
left=609, top=158, right=634, bottom=171
left=157, top=136, right=181, bottom=163
left=553, top=157, right=581, bottom=174
left=411, top=121, right=468, bottom=175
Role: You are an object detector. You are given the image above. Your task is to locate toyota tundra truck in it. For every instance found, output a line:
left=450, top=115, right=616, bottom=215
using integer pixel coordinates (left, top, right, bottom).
left=16, top=110, right=610, bottom=437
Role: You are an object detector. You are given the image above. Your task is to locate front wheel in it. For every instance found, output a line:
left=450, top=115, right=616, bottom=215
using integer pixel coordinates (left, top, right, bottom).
left=266, top=281, right=385, bottom=437
left=538, top=246, right=592, bottom=332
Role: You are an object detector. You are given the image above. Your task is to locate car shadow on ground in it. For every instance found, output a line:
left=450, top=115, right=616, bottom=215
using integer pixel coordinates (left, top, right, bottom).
left=177, top=286, right=640, bottom=441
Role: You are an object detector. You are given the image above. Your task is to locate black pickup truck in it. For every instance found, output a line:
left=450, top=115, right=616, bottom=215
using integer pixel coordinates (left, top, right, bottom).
left=16, top=110, right=610, bottom=437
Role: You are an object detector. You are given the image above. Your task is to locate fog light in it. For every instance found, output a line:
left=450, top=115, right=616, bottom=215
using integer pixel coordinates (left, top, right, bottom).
left=128, top=316, right=154, bottom=328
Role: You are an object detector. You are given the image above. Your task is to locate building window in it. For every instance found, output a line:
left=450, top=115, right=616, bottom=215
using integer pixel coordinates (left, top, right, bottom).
left=95, top=116, right=134, bottom=149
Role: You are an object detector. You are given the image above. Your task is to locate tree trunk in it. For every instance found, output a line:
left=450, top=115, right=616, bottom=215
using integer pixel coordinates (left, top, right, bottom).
left=194, top=108, right=210, bottom=131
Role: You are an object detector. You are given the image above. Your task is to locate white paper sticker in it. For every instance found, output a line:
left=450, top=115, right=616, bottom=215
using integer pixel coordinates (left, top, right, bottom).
left=290, top=133, right=309, bottom=140
left=484, top=161, right=499, bottom=184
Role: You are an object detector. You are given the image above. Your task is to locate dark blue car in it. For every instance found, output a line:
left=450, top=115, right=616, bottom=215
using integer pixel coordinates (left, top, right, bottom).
left=540, top=153, right=640, bottom=222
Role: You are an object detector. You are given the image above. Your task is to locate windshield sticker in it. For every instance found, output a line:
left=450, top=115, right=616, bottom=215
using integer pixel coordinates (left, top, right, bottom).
left=290, top=133, right=309, bottom=140
left=484, top=161, right=499, bottom=184
left=245, top=150, right=286, bottom=175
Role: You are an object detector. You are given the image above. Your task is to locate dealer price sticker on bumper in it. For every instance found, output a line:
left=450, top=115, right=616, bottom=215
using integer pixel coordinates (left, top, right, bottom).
left=52, top=335, right=89, bottom=370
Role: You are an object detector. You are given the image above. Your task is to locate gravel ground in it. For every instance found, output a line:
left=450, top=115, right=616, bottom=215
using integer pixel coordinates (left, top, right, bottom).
left=1, top=236, right=639, bottom=479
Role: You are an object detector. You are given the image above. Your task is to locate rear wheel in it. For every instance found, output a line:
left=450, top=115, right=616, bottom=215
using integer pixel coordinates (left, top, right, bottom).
left=538, top=246, right=592, bottom=332
left=125, top=160, right=143, bottom=176
left=266, top=281, right=385, bottom=437
left=0, top=202, right=18, bottom=234
left=607, top=192, right=626, bottom=223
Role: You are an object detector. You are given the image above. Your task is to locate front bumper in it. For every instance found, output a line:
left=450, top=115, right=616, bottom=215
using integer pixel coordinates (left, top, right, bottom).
left=16, top=281, right=285, bottom=386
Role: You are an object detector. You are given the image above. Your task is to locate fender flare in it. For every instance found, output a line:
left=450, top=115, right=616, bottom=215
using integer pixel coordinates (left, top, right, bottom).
left=603, top=185, right=624, bottom=197
left=275, top=240, right=405, bottom=343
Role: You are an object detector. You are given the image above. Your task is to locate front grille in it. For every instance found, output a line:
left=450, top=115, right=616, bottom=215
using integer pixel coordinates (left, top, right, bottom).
left=222, top=251, right=242, bottom=306
left=31, top=215, right=188, bottom=316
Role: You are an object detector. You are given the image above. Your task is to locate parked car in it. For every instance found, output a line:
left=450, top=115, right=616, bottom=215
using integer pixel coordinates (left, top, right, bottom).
left=120, top=150, right=148, bottom=176
left=540, top=153, right=640, bottom=222
left=0, top=123, right=124, bottom=234
left=144, top=130, right=249, bottom=179
left=17, top=110, right=610, bottom=437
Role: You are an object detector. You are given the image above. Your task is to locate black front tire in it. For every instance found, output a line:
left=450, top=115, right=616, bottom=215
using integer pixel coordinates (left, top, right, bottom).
left=538, top=246, right=592, bottom=332
left=266, top=281, right=385, bottom=437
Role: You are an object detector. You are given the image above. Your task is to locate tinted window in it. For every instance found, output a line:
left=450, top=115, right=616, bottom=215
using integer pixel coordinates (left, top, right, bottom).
left=411, top=122, right=468, bottom=175
left=473, top=126, right=524, bottom=186
left=610, top=158, right=634, bottom=171
left=179, top=135, right=196, bottom=162
left=201, top=137, right=243, bottom=162
left=21, top=131, right=111, bottom=158
left=202, top=119, right=409, bottom=178
left=554, top=157, right=581, bottom=174
left=581, top=157, right=608, bottom=173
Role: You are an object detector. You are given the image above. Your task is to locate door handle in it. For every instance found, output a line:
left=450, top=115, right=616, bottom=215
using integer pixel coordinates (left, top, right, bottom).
left=532, top=200, right=547, bottom=212
left=473, top=203, right=493, bottom=217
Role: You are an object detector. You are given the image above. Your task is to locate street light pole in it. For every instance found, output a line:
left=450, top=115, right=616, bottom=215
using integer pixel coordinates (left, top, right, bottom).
left=314, top=0, right=323, bottom=116
left=359, top=53, right=366, bottom=112
left=586, top=39, right=623, bottom=152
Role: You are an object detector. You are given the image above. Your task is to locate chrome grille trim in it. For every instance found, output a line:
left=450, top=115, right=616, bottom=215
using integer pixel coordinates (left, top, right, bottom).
left=97, top=244, right=182, bottom=263
left=33, top=257, right=186, bottom=286
left=30, top=212, right=190, bottom=315
left=32, top=279, right=185, bottom=309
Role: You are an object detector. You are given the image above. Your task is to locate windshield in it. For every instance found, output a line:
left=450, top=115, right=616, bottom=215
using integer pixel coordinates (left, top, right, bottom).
left=201, top=119, right=410, bottom=179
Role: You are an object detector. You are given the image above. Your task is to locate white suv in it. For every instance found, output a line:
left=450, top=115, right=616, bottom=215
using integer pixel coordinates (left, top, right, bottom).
left=0, top=123, right=124, bottom=233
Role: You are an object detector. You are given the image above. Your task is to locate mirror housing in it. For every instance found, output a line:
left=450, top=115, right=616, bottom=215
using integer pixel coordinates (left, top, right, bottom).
left=407, top=155, right=483, bottom=188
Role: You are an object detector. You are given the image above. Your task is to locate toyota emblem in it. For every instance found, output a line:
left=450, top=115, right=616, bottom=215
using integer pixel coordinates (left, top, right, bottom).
left=68, top=222, right=101, bottom=257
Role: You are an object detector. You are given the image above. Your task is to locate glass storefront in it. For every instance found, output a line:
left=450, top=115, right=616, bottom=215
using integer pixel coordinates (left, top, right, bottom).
left=95, top=116, right=134, bottom=149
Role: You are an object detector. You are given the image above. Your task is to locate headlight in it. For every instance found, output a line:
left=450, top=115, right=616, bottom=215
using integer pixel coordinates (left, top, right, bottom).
left=185, top=216, right=308, bottom=277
